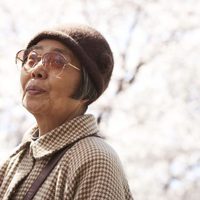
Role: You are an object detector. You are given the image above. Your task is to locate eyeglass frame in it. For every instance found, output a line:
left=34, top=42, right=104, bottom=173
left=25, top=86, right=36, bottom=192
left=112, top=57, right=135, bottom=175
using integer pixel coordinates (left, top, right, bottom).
left=15, top=49, right=80, bottom=72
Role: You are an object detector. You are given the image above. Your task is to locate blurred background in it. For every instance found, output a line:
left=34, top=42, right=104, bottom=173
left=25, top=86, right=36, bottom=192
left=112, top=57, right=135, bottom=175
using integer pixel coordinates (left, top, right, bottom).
left=0, top=0, right=200, bottom=199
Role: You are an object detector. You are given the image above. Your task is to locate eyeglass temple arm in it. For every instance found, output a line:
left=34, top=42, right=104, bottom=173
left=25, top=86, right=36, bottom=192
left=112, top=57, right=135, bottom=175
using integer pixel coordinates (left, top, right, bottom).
left=68, top=63, right=80, bottom=71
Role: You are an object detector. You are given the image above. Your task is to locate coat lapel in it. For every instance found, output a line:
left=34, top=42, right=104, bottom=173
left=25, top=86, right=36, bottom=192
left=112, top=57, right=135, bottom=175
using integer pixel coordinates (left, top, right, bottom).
left=3, top=149, right=34, bottom=200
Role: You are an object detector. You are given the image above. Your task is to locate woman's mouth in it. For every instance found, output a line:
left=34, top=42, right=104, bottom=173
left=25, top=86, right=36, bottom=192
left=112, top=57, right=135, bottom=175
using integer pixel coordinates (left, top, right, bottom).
left=26, top=85, right=46, bottom=95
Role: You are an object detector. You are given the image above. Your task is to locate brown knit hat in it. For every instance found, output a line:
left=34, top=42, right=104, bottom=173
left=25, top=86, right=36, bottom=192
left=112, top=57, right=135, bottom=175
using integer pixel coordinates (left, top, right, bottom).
left=26, top=24, right=114, bottom=102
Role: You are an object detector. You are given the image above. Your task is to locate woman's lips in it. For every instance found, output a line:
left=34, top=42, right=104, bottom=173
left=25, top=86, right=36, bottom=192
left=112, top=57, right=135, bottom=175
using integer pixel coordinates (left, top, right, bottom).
left=26, top=85, right=46, bottom=95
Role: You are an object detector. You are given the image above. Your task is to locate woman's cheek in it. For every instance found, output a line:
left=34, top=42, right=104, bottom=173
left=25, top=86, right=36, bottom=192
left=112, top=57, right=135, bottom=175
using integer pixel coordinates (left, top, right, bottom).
left=20, top=70, right=30, bottom=91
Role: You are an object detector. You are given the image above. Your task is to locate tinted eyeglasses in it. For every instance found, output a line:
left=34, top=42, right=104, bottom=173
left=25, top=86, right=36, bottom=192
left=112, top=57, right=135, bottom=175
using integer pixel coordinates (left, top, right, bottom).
left=15, top=49, right=80, bottom=74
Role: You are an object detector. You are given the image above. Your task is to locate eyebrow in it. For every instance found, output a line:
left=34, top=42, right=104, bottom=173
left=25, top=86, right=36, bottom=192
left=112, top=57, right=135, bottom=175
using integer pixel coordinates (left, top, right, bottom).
left=30, top=45, right=72, bottom=56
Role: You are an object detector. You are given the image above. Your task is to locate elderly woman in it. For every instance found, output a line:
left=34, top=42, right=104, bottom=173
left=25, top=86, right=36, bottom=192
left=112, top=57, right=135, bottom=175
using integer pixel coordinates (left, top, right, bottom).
left=0, top=24, right=133, bottom=200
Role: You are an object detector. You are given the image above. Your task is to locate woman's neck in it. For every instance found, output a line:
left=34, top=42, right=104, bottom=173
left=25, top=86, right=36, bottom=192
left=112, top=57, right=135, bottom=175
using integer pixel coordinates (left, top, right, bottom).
left=34, top=111, right=83, bottom=136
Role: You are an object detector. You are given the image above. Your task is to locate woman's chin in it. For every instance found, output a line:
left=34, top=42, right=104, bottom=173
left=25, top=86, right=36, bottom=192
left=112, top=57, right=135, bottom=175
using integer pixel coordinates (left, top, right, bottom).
left=22, top=98, right=49, bottom=115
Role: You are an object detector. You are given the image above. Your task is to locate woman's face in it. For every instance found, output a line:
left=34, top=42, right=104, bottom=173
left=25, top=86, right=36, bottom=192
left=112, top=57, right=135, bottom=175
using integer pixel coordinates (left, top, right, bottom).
left=20, top=39, right=83, bottom=119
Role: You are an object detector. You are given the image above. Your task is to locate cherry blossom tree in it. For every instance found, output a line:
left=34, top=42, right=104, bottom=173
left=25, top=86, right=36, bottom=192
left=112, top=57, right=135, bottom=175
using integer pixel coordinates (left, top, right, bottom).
left=0, top=0, right=200, bottom=199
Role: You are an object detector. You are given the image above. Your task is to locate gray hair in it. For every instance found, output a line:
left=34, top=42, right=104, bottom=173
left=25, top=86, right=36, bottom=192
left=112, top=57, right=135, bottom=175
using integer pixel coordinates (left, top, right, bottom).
left=72, top=67, right=98, bottom=110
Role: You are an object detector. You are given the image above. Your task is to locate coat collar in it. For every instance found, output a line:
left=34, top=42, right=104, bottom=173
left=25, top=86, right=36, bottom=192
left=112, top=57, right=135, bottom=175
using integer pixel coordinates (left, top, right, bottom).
left=21, top=114, right=99, bottom=159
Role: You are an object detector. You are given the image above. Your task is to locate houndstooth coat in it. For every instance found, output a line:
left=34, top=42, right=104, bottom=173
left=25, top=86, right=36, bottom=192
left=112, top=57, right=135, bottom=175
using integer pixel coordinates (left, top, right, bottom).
left=0, top=114, right=133, bottom=200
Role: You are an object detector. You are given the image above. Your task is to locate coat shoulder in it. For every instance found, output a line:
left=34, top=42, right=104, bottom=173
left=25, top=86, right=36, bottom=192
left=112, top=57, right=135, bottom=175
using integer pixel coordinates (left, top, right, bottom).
left=62, top=136, right=134, bottom=200
left=67, top=136, right=124, bottom=173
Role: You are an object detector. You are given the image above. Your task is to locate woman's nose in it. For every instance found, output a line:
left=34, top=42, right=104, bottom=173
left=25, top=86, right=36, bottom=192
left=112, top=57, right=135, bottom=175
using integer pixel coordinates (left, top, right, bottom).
left=31, top=61, right=48, bottom=79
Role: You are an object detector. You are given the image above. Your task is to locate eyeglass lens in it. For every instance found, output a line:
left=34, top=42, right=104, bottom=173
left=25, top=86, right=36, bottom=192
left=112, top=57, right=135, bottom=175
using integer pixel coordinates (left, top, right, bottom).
left=17, top=50, right=67, bottom=72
